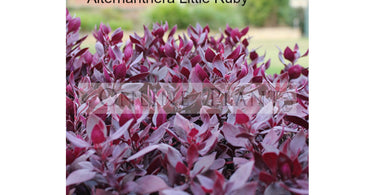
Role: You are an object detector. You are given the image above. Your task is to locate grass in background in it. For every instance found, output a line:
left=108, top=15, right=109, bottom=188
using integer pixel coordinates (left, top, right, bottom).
left=250, top=37, right=309, bottom=74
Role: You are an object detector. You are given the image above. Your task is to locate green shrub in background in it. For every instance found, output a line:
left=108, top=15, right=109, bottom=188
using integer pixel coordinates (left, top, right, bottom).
left=144, top=4, right=191, bottom=29
left=144, top=3, right=245, bottom=30
left=69, top=1, right=296, bottom=32
left=68, top=8, right=133, bottom=32
left=243, top=0, right=295, bottom=27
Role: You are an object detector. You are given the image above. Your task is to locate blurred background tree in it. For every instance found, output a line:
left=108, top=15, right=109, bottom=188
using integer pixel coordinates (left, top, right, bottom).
left=144, top=3, right=245, bottom=29
left=243, top=0, right=295, bottom=27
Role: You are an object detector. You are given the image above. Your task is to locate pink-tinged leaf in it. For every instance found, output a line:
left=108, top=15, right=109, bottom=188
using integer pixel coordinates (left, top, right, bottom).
left=146, top=122, right=168, bottom=144
left=222, top=123, right=249, bottom=147
left=165, top=44, right=176, bottom=58
left=210, top=158, right=225, bottom=170
left=181, top=66, right=190, bottom=78
left=192, top=152, right=216, bottom=176
left=166, top=147, right=182, bottom=167
left=274, top=72, right=289, bottom=92
left=127, top=72, right=149, bottom=82
left=283, top=47, right=295, bottom=64
left=111, top=28, right=123, bottom=44
left=262, top=129, right=281, bottom=147
left=129, top=52, right=143, bottom=67
left=75, top=47, right=88, bottom=58
left=127, top=145, right=159, bottom=161
left=253, top=102, right=274, bottom=129
left=227, top=45, right=241, bottom=60
left=103, top=68, right=112, bottom=82
left=66, top=149, right=75, bottom=165
left=66, top=132, right=90, bottom=148
left=280, top=163, right=292, bottom=179
left=86, top=114, right=106, bottom=143
left=161, top=189, right=190, bottom=195
left=181, top=40, right=194, bottom=55
left=292, top=158, right=302, bottom=177
left=289, top=130, right=306, bottom=156
left=230, top=182, right=257, bottom=195
left=213, top=172, right=225, bottom=195
left=109, top=119, right=133, bottom=142
left=124, top=43, right=133, bottom=61
left=195, top=64, right=208, bottom=81
left=91, top=123, right=106, bottom=144
left=135, top=143, right=182, bottom=167
left=212, top=56, right=226, bottom=77
left=262, top=152, right=278, bottom=175
left=259, top=171, right=276, bottom=185
left=284, top=115, right=308, bottom=129
left=95, top=42, right=104, bottom=57
left=240, top=26, right=249, bottom=36
left=100, top=23, right=111, bottom=34
left=152, top=28, right=164, bottom=37
left=156, top=107, right=167, bottom=127
left=198, top=131, right=218, bottom=155
left=187, top=144, right=199, bottom=167
left=168, top=25, right=177, bottom=38
left=235, top=109, right=249, bottom=124
left=67, top=18, right=80, bottom=34
left=174, top=113, right=192, bottom=136
left=135, top=175, right=169, bottom=194
left=233, top=157, right=250, bottom=166
left=229, top=160, right=255, bottom=191
left=66, top=169, right=96, bottom=186
left=191, top=55, right=202, bottom=66
left=176, top=161, right=188, bottom=174
left=113, top=63, right=127, bottom=79
left=242, top=96, right=261, bottom=117
left=189, top=128, right=199, bottom=138
left=205, top=48, right=215, bottom=62
left=197, top=174, right=214, bottom=191
left=119, top=106, right=134, bottom=127
left=191, top=182, right=206, bottom=195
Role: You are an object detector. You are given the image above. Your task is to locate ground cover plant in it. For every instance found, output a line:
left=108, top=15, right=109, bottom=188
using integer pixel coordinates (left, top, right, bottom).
left=66, top=9, right=309, bottom=195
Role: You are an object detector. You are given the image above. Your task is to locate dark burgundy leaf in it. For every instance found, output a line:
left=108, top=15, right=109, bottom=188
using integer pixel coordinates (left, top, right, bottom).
left=205, top=48, right=215, bottom=62
left=227, top=45, right=240, bottom=60
left=284, top=115, right=309, bottom=129
left=288, top=65, right=302, bottom=79
left=176, top=161, right=188, bottom=174
left=262, top=152, right=278, bottom=175
left=283, top=47, right=295, bottom=63
left=187, top=143, right=199, bottom=167
left=235, top=109, right=249, bottom=124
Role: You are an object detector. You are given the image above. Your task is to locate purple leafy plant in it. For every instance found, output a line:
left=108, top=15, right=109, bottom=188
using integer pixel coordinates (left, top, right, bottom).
left=66, top=9, right=308, bottom=195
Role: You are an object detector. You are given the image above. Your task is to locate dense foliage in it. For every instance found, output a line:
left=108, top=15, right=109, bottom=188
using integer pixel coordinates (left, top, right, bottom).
left=66, top=9, right=309, bottom=195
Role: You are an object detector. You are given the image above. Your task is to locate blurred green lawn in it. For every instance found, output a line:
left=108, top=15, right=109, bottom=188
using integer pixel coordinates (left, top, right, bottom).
left=80, top=32, right=308, bottom=75
left=250, top=37, right=309, bottom=74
